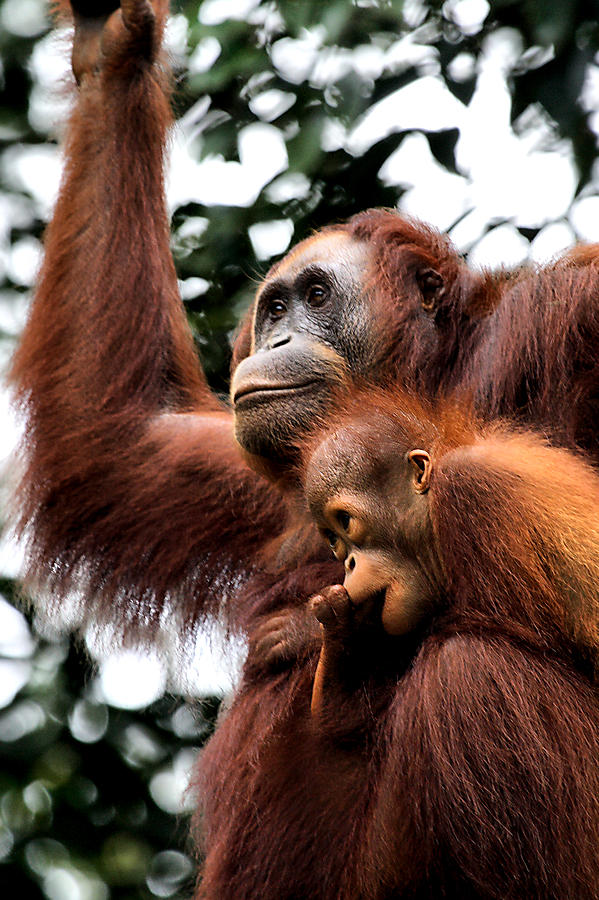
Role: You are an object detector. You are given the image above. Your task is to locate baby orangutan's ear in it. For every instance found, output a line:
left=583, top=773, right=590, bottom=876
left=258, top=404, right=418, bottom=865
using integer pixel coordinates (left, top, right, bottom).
left=408, top=449, right=432, bottom=494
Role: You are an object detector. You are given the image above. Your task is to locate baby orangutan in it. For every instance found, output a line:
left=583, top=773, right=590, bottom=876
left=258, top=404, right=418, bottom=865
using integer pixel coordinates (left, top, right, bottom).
left=308, top=438, right=440, bottom=636
left=301, top=387, right=599, bottom=720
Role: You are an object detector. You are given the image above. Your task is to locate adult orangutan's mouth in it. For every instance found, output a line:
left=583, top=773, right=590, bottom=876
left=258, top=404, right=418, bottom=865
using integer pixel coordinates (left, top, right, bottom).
left=233, top=380, right=319, bottom=405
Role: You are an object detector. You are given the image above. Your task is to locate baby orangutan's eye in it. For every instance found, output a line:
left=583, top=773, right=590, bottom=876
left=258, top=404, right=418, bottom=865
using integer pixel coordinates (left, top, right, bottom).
left=321, top=529, right=345, bottom=561
left=337, top=510, right=351, bottom=532
left=323, top=529, right=337, bottom=550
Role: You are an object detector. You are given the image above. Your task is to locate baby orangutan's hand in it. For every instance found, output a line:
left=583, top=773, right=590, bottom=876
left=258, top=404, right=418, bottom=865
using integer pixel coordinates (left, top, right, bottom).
left=310, top=583, right=379, bottom=640
left=309, top=584, right=381, bottom=721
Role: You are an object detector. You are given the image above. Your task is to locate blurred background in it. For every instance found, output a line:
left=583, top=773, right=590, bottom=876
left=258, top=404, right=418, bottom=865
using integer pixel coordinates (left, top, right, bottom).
left=2, top=0, right=599, bottom=896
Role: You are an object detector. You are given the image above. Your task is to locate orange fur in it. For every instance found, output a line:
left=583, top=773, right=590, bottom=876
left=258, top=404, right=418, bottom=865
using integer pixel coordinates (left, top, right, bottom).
left=10, top=8, right=599, bottom=899
left=9, top=2, right=290, bottom=636
left=283, top=387, right=599, bottom=897
left=301, top=385, right=599, bottom=667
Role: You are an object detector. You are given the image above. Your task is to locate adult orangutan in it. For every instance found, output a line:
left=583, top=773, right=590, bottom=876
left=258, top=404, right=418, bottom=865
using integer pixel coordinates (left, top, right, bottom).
left=9, top=1, right=599, bottom=898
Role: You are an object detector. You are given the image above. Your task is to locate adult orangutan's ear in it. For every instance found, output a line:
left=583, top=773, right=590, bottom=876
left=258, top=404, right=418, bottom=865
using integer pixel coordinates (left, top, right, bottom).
left=417, top=267, right=445, bottom=312
left=408, top=449, right=432, bottom=493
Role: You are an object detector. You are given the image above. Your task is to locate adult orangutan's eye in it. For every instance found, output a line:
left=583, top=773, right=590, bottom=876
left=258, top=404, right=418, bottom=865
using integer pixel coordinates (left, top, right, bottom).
left=306, top=283, right=329, bottom=307
left=269, top=299, right=287, bottom=320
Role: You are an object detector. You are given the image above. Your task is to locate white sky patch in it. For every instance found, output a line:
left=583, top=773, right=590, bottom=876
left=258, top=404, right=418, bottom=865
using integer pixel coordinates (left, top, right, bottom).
left=347, top=76, right=467, bottom=155
left=579, top=60, right=599, bottom=125
left=199, top=0, right=261, bottom=26
left=28, top=29, right=70, bottom=86
left=0, top=195, right=34, bottom=247
left=400, top=176, right=470, bottom=233
left=0, top=595, right=35, bottom=658
left=249, top=218, right=294, bottom=260
left=84, top=606, right=245, bottom=701
left=569, top=195, right=599, bottom=242
left=456, top=58, right=577, bottom=229
left=0, top=592, right=35, bottom=708
left=444, top=0, right=490, bottom=36
left=310, top=47, right=356, bottom=87
left=28, top=30, right=73, bottom=135
left=0, top=530, right=24, bottom=581
left=249, top=89, right=296, bottom=122
left=320, top=118, right=346, bottom=153
left=446, top=209, right=484, bottom=251
left=383, top=33, right=439, bottom=77
left=43, top=867, right=108, bottom=900
left=350, top=44, right=386, bottom=81
left=0, top=660, right=32, bottom=709
left=6, top=237, right=42, bottom=287
left=403, top=0, right=429, bottom=28
left=149, top=748, right=198, bottom=814
left=529, top=221, right=576, bottom=263
left=179, top=276, right=211, bottom=300
left=455, top=30, right=521, bottom=177
left=448, top=51, right=477, bottom=82
left=468, top=146, right=577, bottom=229
left=0, top=389, right=25, bottom=582
left=271, top=30, right=324, bottom=84
left=97, top=649, right=167, bottom=710
left=0, top=388, right=21, bottom=459
left=266, top=172, right=311, bottom=204
left=377, top=27, right=582, bottom=252
left=274, top=30, right=437, bottom=91
left=176, top=216, right=210, bottom=240
left=164, top=13, right=189, bottom=61
left=0, top=0, right=47, bottom=38
left=380, top=132, right=470, bottom=231
left=169, top=122, right=288, bottom=209
left=468, top=222, right=530, bottom=268
left=188, top=36, right=222, bottom=75
left=2, top=145, right=62, bottom=219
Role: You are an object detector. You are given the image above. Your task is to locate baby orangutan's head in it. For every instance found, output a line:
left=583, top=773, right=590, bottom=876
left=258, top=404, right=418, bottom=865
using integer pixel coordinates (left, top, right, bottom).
left=302, top=397, right=448, bottom=635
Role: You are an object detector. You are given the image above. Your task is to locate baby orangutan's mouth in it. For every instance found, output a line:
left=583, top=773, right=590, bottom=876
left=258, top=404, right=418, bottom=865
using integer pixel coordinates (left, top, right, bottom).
left=345, top=587, right=387, bottom=630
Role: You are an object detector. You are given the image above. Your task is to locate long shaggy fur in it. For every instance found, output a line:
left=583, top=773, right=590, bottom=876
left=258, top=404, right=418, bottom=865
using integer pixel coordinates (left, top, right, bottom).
left=196, top=388, right=599, bottom=899
left=343, top=209, right=599, bottom=455
left=9, top=2, right=299, bottom=635
left=9, top=6, right=599, bottom=899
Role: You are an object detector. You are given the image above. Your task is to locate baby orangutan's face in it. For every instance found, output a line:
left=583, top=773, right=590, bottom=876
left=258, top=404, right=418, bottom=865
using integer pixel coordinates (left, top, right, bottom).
left=304, top=425, right=443, bottom=635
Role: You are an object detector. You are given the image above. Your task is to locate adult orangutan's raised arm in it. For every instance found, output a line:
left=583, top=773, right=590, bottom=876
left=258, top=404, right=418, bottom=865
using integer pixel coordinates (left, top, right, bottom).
left=8, top=0, right=283, bottom=633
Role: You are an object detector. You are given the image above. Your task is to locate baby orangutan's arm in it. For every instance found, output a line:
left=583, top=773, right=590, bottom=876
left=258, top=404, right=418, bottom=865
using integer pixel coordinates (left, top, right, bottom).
left=309, top=584, right=405, bottom=738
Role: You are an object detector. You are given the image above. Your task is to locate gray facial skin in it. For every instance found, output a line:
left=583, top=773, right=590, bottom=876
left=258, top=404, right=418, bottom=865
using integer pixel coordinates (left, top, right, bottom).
left=231, top=231, right=376, bottom=459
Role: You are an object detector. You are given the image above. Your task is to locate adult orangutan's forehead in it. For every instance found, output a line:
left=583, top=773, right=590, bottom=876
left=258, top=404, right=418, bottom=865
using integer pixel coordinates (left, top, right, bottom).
left=267, top=230, right=370, bottom=283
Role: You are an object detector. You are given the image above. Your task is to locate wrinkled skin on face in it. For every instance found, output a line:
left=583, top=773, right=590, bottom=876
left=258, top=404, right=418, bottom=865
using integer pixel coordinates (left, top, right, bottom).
left=304, top=423, right=444, bottom=635
left=231, top=231, right=376, bottom=459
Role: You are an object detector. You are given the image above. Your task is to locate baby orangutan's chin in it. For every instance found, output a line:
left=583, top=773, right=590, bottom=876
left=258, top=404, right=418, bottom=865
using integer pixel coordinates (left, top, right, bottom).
left=380, top=578, right=430, bottom=636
